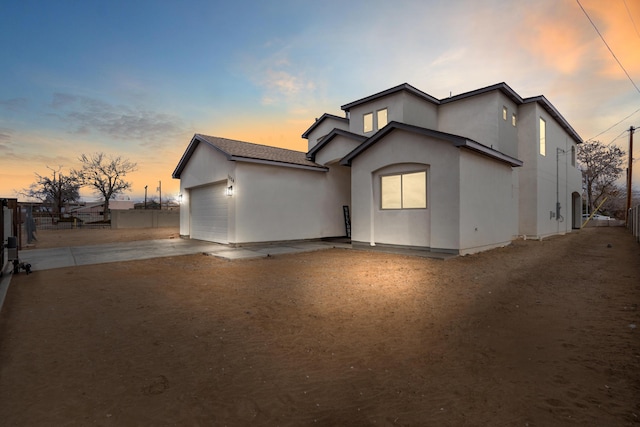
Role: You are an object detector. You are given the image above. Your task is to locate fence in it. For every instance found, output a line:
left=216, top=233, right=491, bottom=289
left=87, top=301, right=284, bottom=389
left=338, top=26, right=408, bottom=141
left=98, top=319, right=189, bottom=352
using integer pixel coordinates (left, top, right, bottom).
left=32, top=212, right=109, bottom=230
left=110, top=209, right=179, bottom=229
left=629, top=205, right=640, bottom=243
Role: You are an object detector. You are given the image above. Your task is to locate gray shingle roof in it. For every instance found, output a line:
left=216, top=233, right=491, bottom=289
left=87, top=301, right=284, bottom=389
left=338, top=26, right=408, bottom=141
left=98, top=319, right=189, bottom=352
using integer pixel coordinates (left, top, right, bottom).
left=173, top=134, right=326, bottom=179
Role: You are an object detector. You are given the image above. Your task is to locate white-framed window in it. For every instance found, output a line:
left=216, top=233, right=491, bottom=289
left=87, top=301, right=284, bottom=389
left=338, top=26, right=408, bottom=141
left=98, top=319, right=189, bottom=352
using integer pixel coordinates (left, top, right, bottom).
left=512, top=113, right=517, bottom=127
left=539, top=117, right=546, bottom=156
left=503, top=107, right=508, bottom=120
left=363, top=112, right=373, bottom=133
left=377, top=108, right=388, bottom=129
left=381, top=171, right=427, bottom=209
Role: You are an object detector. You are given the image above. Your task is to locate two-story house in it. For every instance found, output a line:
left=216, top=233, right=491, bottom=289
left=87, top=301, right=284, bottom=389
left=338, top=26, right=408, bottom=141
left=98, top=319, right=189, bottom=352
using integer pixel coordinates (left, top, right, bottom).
left=173, top=82, right=583, bottom=255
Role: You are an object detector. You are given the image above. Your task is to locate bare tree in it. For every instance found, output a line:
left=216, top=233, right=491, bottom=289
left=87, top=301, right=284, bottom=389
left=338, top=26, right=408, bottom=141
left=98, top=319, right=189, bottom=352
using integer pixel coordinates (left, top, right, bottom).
left=20, top=166, right=80, bottom=216
left=72, top=153, right=137, bottom=221
left=577, top=141, right=625, bottom=213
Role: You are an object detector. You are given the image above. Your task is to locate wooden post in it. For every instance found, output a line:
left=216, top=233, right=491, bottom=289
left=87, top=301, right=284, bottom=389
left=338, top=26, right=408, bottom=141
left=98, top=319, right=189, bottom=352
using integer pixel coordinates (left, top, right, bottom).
left=626, top=126, right=635, bottom=226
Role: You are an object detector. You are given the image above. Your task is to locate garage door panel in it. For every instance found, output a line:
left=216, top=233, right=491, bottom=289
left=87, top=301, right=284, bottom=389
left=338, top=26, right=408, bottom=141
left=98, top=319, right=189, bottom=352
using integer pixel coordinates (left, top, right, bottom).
left=190, top=183, right=228, bottom=243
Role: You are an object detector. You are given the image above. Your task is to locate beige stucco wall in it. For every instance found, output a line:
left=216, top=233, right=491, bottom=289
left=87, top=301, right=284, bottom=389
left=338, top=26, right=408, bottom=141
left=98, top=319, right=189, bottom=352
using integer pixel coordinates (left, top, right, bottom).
left=111, top=210, right=179, bottom=229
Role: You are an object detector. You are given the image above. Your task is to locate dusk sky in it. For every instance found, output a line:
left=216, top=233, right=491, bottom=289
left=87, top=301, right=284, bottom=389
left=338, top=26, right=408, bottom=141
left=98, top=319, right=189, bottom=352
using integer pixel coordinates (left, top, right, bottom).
left=1, top=0, right=639, bottom=201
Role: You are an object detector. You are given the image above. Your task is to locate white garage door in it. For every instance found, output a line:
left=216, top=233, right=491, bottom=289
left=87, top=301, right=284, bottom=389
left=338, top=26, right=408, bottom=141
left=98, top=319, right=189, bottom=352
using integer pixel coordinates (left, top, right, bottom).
left=190, top=183, right=228, bottom=243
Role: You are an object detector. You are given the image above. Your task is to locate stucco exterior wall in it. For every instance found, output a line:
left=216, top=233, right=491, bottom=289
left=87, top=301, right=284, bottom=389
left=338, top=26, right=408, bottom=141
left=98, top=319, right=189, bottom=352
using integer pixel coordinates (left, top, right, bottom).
left=347, top=92, right=438, bottom=136
left=399, top=92, right=438, bottom=130
left=315, top=136, right=364, bottom=166
left=350, top=130, right=460, bottom=251
left=517, top=103, right=582, bottom=238
left=439, top=91, right=519, bottom=158
left=458, top=151, right=518, bottom=254
left=232, top=162, right=350, bottom=243
left=177, top=142, right=235, bottom=237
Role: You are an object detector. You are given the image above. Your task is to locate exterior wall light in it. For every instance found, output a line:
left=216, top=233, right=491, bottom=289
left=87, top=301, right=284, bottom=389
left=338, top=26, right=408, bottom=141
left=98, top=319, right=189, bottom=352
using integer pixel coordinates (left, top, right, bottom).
left=225, top=185, right=234, bottom=196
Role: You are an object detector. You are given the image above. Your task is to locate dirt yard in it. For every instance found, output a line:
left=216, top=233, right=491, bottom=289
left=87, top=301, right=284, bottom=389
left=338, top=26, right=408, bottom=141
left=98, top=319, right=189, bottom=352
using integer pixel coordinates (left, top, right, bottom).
left=1, top=227, right=638, bottom=426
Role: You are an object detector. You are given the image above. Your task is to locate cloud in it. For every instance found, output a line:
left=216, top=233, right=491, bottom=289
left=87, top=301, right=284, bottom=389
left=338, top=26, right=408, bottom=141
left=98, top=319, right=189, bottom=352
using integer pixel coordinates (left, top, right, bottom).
left=238, top=46, right=318, bottom=111
left=0, top=98, right=28, bottom=111
left=50, top=93, right=185, bottom=144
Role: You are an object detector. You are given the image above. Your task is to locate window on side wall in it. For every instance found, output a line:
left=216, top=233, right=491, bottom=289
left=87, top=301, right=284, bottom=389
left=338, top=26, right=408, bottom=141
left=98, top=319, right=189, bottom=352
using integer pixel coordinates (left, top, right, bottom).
left=512, top=113, right=517, bottom=127
left=377, top=108, right=388, bottom=129
left=503, top=107, right=508, bottom=120
left=571, top=145, right=576, bottom=166
left=381, top=171, right=427, bottom=209
left=539, top=118, right=546, bottom=156
left=363, top=112, right=373, bottom=133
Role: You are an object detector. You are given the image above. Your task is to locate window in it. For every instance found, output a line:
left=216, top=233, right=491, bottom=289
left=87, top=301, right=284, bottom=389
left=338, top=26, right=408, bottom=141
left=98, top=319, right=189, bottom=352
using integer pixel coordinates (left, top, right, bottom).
left=381, top=171, right=427, bottom=209
left=377, top=108, right=388, bottom=129
left=512, top=113, right=517, bottom=126
left=363, top=112, right=373, bottom=133
left=539, top=118, right=546, bottom=156
left=571, top=145, right=576, bottom=167
left=502, top=107, right=507, bottom=120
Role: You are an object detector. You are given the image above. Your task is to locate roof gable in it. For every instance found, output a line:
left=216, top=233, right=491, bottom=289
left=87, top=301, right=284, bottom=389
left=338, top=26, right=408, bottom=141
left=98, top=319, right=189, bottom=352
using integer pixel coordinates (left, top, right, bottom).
left=173, top=134, right=326, bottom=179
left=306, top=129, right=367, bottom=162
left=301, top=113, right=348, bottom=139
left=340, top=83, right=440, bottom=112
left=340, top=122, right=523, bottom=168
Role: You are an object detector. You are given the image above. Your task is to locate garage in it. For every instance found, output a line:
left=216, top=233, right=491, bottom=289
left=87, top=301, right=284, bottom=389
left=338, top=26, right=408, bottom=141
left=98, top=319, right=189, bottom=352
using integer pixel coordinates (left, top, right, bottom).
left=190, top=182, right=228, bottom=243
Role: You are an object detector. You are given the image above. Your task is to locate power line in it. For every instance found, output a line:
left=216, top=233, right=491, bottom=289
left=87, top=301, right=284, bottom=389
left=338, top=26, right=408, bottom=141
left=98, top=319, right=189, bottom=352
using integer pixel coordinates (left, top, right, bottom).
left=576, top=0, right=640, bottom=95
left=586, top=106, right=640, bottom=142
left=623, top=0, right=640, bottom=39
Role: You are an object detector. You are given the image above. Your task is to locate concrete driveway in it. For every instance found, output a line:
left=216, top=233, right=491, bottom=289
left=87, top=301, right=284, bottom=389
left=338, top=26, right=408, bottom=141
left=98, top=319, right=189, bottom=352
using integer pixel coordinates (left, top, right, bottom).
left=18, top=239, right=350, bottom=271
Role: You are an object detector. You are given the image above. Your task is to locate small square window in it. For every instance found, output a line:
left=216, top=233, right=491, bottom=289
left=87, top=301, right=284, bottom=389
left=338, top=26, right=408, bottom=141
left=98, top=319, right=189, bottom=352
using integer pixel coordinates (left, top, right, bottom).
left=377, top=108, right=388, bottom=129
left=363, top=113, right=373, bottom=133
left=512, top=113, right=517, bottom=126
left=502, top=107, right=507, bottom=120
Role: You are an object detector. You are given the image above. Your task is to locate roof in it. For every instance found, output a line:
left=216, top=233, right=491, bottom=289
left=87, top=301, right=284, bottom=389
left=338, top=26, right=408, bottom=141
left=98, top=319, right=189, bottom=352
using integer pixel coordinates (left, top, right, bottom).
left=301, top=113, right=348, bottom=139
left=340, top=83, right=440, bottom=111
left=340, top=121, right=523, bottom=168
left=172, top=134, right=327, bottom=179
left=341, top=82, right=583, bottom=144
left=306, top=129, right=367, bottom=162
left=441, top=82, right=583, bottom=144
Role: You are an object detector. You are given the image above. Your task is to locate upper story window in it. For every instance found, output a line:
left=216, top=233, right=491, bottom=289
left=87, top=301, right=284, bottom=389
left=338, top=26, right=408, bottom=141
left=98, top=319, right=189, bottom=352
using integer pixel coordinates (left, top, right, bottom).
left=571, top=145, right=576, bottom=167
left=377, top=108, right=388, bottom=129
left=363, top=112, right=373, bottom=133
left=503, top=107, right=508, bottom=120
left=381, top=171, right=427, bottom=209
left=512, top=113, right=517, bottom=127
left=539, top=118, right=546, bottom=156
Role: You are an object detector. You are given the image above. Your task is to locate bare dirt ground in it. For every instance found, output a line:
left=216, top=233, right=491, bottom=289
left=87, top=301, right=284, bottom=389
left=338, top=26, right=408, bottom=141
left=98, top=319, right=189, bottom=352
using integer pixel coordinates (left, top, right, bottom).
left=1, top=227, right=639, bottom=426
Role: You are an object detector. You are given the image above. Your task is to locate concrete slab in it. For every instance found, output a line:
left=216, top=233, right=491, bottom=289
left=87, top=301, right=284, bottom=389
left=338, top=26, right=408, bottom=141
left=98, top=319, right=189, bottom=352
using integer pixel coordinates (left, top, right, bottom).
left=210, top=249, right=267, bottom=260
left=20, top=239, right=227, bottom=271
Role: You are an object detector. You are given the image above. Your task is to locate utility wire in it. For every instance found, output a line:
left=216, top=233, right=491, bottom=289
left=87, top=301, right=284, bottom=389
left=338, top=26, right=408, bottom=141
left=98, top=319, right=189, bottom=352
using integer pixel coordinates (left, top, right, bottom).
left=586, top=106, right=640, bottom=142
left=623, top=0, right=640, bottom=39
left=576, top=0, right=640, bottom=95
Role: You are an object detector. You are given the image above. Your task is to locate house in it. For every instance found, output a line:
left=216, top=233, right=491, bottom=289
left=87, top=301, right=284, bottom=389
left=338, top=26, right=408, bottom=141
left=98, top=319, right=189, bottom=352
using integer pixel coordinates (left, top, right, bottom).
left=173, top=82, right=583, bottom=255
left=69, top=200, right=135, bottom=222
